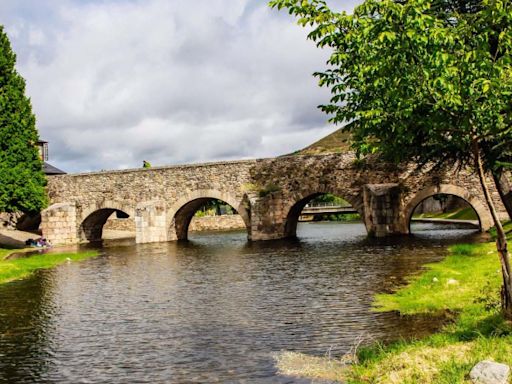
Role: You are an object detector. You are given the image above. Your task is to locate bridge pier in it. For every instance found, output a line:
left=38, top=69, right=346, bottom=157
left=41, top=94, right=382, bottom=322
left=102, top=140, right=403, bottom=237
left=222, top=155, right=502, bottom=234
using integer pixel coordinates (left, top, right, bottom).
left=41, top=203, right=78, bottom=245
left=363, top=184, right=403, bottom=237
left=249, top=195, right=288, bottom=241
left=135, top=200, right=168, bottom=244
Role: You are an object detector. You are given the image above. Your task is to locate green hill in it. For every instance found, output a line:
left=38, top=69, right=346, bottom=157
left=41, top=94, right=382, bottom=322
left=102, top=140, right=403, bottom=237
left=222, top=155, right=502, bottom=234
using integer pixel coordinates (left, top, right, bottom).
left=295, top=128, right=352, bottom=155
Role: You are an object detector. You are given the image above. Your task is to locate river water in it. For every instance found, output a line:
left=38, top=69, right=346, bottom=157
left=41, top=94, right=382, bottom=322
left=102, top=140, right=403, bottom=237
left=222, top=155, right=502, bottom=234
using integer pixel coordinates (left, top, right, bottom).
left=0, top=222, right=484, bottom=383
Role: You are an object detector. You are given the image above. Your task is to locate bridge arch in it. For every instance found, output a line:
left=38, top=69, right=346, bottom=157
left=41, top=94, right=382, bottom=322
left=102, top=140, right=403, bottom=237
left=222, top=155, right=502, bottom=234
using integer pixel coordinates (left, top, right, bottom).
left=401, top=184, right=492, bottom=232
left=79, top=201, right=135, bottom=242
left=167, top=189, right=250, bottom=240
left=283, top=190, right=364, bottom=238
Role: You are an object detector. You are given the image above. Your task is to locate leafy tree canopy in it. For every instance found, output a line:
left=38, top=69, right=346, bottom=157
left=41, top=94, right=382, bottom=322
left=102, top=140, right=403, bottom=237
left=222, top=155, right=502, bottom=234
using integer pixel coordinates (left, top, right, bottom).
left=270, top=0, right=512, bottom=170
left=0, top=25, right=47, bottom=213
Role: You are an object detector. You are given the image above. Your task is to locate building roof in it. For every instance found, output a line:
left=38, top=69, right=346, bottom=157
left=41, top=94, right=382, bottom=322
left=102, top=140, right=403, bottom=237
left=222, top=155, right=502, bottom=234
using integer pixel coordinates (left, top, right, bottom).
left=43, top=162, right=66, bottom=175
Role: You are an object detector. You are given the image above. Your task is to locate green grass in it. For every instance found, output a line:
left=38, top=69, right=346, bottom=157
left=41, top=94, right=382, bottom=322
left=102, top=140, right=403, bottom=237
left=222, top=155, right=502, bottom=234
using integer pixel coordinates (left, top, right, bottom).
left=0, top=248, right=15, bottom=259
left=295, top=128, right=352, bottom=155
left=372, top=242, right=500, bottom=315
left=0, top=248, right=99, bottom=284
left=489, top=220, right=512, bottom=238
left=310, top=213, right=361, bottom=222
left=348, top=334, right=512, bottom=384
left=447, top=208, right=479, bottom=220
left=414, top=207, right=478, bottom=220
left=0, top=245, right=35, bottom=259
left=346, top=240, right=511, bottom=383
left=277, top=226, right=512, bottom=383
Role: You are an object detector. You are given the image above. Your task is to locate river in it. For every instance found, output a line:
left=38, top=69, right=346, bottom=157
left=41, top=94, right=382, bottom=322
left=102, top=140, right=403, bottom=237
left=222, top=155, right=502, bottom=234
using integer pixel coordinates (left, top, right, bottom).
left=0, top=222, right=484, bottom=383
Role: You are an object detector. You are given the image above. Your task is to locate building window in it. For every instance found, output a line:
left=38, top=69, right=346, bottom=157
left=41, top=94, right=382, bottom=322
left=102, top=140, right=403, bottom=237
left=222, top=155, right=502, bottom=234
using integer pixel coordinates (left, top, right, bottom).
left=37, top=141, right=48, bottom=161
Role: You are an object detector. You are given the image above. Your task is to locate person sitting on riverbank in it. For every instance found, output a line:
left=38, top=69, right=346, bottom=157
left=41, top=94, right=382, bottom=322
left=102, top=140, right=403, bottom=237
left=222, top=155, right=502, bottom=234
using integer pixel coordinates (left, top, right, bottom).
left=25, top=237, right=52, bottom=248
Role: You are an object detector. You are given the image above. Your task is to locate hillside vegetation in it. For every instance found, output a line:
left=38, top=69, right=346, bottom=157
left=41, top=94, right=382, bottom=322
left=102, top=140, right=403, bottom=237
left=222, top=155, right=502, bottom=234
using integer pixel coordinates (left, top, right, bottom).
left=294, top=128, right=352, bottom=155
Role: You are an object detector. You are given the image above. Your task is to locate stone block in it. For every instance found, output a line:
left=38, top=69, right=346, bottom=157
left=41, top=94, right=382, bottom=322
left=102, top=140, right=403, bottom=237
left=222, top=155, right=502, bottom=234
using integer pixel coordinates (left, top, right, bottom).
left=470, top=360, right=510, bottom=384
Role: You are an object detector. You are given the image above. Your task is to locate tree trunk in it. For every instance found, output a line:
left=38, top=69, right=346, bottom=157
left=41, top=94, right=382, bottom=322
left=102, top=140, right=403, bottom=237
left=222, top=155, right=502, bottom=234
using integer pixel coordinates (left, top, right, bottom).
left=492, top=169, right=512, bottom=220
left=473, top=141, right=512, bottom=318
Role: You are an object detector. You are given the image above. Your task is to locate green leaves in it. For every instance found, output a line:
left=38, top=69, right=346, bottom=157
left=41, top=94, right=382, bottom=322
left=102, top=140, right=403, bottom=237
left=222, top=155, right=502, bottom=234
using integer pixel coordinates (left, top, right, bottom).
left=378, top=31, right=397, bottom=42
left=270, top=0, right=512, bottom=170
left=0, top=25, right=47, bottom=213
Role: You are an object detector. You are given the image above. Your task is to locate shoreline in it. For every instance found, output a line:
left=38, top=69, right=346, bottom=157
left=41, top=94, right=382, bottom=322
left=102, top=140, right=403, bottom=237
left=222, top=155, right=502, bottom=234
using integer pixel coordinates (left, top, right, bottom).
left=276, top=223, right=512, bottom=383
left=0, top=245, right=99, bottom=285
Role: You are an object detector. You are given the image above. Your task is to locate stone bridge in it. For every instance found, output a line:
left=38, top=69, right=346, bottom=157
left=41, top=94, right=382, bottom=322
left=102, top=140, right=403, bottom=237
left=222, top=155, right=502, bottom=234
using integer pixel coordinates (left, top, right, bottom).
left=41, top=153, right=507, bottom=245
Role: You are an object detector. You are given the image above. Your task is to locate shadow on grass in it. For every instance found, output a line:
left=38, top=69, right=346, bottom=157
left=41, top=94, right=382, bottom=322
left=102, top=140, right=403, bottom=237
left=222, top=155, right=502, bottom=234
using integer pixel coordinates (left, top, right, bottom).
left=449, top=311, right=512, bottom=341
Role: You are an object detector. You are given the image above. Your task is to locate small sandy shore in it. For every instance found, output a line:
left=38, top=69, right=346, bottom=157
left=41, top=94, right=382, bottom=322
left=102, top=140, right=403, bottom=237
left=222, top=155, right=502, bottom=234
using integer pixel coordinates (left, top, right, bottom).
left=0, top=228, right=40, bottom=248
left=0, top=229, right=136, bottom=249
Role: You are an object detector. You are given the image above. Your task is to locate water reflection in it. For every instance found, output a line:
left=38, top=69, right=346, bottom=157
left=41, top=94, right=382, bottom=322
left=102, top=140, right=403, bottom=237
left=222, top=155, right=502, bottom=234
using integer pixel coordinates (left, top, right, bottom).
left=0, top=272, right=57, bottom=382
left=0, top=222, right=483, bottom=383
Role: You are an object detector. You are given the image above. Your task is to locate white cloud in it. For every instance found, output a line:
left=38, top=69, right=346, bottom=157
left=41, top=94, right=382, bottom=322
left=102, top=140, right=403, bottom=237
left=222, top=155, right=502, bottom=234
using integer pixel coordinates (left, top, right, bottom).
left=1, top=0, right=360, bottom=172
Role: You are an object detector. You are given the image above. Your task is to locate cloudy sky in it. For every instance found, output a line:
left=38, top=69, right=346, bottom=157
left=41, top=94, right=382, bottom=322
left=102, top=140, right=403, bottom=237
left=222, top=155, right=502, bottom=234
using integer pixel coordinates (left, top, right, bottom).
left=1, top=0, right=359, bottom=173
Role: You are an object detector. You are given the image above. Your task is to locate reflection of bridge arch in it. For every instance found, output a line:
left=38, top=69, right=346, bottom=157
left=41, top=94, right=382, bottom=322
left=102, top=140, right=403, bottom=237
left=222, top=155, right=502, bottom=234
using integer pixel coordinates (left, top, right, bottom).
left=167, top=190, right=250, bottom=240
left=79, top=202, right=135, bottom=242
left=283, top=190, right=363, bottom=238
left=401, top=184, right=491, bottom=232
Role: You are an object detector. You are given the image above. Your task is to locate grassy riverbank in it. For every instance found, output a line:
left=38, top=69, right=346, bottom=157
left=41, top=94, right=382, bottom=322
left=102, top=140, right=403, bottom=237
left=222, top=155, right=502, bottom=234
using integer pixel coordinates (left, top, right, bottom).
left=413, top=207, right=478, bottom=221
left=276, top=224, right=512, bottom=383
left=0, top=247, right=99, bottom=284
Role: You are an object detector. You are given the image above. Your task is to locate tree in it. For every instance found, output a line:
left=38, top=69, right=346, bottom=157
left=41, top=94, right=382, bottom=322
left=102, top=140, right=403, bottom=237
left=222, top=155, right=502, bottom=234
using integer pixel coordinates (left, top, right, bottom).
left=437, top=0, right=512, bottom=221
left=0, top=26, right=47, bottom=213
left=270, top=0, right=512, bottom=316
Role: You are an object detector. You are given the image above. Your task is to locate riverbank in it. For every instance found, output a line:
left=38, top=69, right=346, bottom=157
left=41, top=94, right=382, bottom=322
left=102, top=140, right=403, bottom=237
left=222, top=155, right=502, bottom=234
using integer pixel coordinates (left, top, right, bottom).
left=0, top=247, right=99, bottom=285
left=276, top=223, right=512, bottom=383
left=413, top=206, right=478, bottom=221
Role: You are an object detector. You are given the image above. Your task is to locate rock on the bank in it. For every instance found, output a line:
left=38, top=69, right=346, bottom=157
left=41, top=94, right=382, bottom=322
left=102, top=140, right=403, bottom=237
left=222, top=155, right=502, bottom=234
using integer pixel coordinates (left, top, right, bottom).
left=470, top=360, right=510, bottom=384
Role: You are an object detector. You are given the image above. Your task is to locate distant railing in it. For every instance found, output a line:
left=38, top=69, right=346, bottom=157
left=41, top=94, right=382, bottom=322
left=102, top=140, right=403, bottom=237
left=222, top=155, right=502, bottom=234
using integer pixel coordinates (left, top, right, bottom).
left=302, top=203, right=357, bottom=215
left=305, top=201, right=352, bottom=208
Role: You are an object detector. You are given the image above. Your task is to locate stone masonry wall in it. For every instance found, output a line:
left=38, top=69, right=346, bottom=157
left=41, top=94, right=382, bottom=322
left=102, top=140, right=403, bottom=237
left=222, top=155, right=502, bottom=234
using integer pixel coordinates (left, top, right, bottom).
left=104, top=217, right=135, bottom=231
left=248, top=153, right=507, bottom=238
left=102, top=214, right=246, bottom=233
left=189, top=214, right=246, bottom=232
left=46, top=160, right=255, bottom=243
left=40, top=203, right=77, bottom=245
left=47, top=160, right=256, bottom=209
left=43, top=153, right=508, bottom=244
